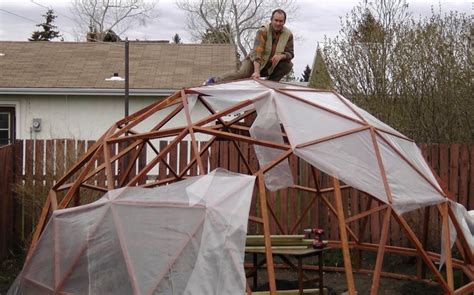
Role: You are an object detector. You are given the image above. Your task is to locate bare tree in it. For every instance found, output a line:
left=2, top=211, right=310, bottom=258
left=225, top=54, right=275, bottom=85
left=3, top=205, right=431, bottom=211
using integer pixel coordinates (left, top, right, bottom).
left=176, top=0, right=296, bottom=58
left=322, top=0, right=472, bottom=142
left=71, top=0, right=158, bottom=41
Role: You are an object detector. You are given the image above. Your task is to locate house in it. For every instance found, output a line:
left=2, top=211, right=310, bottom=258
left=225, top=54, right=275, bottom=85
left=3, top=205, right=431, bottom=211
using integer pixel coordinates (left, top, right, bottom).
left=0, top=41, right=236, bottom=144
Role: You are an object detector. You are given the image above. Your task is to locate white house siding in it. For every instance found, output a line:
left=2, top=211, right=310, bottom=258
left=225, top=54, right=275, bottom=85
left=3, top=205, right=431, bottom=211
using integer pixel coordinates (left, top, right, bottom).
left=0, top=94, right=213, bottom=141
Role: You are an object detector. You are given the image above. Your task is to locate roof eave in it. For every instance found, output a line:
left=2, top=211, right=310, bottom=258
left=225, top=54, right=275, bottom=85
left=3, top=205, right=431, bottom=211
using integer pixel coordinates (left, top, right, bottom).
left=0, top=88, right=176, bottom=96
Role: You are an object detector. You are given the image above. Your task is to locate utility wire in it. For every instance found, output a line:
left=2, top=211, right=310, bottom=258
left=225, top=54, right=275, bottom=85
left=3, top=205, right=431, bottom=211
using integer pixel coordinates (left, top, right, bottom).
left=0, top=8, right=42, bottom=24
left=0, top=7, right=75, bottom=36
left=30, top=0, right=77, bottom=23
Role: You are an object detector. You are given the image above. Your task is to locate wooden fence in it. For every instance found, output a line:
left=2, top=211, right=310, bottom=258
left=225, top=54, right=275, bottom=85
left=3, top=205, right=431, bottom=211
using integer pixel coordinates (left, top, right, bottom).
left=0, top=139, right=473, bottom=261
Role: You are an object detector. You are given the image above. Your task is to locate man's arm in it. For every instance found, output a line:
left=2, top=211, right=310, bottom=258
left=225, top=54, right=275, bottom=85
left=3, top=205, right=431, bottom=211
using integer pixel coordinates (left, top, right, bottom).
left=283, top=33, right=294, bottom=60
left=250, top=27, right=267, bottom=78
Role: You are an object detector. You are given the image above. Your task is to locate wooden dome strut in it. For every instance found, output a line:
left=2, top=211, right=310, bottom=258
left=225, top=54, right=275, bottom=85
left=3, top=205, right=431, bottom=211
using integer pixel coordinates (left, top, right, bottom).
left=26, top=80, right=474, bottom=295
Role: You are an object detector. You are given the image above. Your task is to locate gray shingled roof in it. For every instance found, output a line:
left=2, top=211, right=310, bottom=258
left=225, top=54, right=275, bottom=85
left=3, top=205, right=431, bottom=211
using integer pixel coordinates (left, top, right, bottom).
left=0, top=41, right=236, bottom=90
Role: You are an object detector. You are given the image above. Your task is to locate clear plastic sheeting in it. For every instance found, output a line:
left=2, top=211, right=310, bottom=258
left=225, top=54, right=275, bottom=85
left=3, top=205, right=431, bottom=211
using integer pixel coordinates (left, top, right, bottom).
left=440, top=201, right=474, bottom=268
left=284, top=91, right=363, bottom=122
left=294, top=130, right=388, bottom=204
left=449, top=201, right=474, bottom=250
left=250, top=94, right=293, bottom=191
left=378, top=131, right=441, bottom=191
left=376, top=136, right=445, bottom=214
left=274, top=92, right=363, bottom=146
left=257, top=79, right=310, bottom=90
left=191, top=80, right=269, bottom=115
left=186, top=93, right=198, bottom=112
left=8, top=169, right=255, bottom=295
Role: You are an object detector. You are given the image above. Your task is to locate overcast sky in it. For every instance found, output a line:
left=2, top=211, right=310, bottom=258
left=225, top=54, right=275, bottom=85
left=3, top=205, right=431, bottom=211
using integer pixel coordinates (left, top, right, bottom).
left=0, top=0, right=470, bottom=78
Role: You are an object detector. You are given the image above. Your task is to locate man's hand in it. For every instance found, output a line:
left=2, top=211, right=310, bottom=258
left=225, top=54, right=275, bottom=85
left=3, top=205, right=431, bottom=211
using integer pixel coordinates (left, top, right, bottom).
left=270, top=54, right=285, bottom=66
left=252, top=61, right=261, bottom=79
left=251, top=71, right=261, bottom=79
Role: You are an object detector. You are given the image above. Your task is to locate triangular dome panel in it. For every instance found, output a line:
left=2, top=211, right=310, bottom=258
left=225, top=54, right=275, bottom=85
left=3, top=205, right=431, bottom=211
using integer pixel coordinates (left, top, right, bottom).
left=275, top=92, right=364, bottom=146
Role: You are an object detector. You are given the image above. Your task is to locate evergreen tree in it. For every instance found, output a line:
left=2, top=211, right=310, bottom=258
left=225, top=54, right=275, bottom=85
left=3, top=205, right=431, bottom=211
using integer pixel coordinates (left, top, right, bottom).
left=309, top=47, right=332, bottom=89
left=29, top=9, right=61, bottom=41
left=172, top=33, right=182, bottom=44
left=352, top=9, right=386, bottom=44
left=300, top=65, right=311, bottom=82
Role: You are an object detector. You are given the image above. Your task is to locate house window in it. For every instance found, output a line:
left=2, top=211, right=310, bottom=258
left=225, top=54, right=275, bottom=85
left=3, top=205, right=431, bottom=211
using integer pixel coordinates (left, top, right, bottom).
left=0, top=107, right=15, bottom=146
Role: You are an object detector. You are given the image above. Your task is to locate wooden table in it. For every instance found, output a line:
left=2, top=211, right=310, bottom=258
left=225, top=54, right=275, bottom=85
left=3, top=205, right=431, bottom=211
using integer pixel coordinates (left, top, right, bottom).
left=246, top=247, right=326, bottom=295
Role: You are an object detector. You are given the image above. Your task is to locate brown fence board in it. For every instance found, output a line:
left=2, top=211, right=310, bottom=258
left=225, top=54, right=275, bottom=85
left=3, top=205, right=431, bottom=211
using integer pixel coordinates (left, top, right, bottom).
left=169, top=143, right=178, bottom=178
left=0, top=145, right=14, bottom=260
left=66, top=139, right=75, bottom=165
left=369, top=200, right=380, bottom=244
left=56, top=140, right=65, bottom=178
left=359, top=193, right=369, bottom=243
left=288, top=155, right=298, bottom=234
left=278, top=189, right=287, bottom=234
left=470, top=146, right=474, bottom=210
left=229, top=142, right=238, bottom=173
left=33, top=140, right=44, bottom=225
left=219, top=140, right=229, bottom=169
left=13, top=141, right=23, bottom=246
left=139, top=143, right=147, bottom=178
left=349, top=188, right=358, bottom=242
left=439, top=144, right=449, bottom=185
left=23, top=140, right=34, bottom=238
left=209, top=141, right=219, bottom=172
left=34, top=140, right=44, bottom=182
left=458, top=145, right=469, bottom=208
left=201, top=141, right=209, bottom=174
left=300, top=161, right=310, bottom=231
left=319, top=173, right=330, bottom=239
left=431, top=144, right=439, bottom=173
left=341, top=181, right=350, bottom=239
left=449, top=144, right=460, bottom=200
left=158, top=141, right=167, bottom=180
left=309, top=168, right=319, bottom=231
left=45, top=140, right=54, bottom=188
left=77, top=141, right=86, bottom=162
left=268, top=191, right=276, bottom=234
left=179, top=141, right=188, bottom=175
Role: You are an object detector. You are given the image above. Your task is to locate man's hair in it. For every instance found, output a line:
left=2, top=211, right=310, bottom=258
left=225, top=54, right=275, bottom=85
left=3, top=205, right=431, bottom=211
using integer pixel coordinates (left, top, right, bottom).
left=271, top=9, right=286, bottom=22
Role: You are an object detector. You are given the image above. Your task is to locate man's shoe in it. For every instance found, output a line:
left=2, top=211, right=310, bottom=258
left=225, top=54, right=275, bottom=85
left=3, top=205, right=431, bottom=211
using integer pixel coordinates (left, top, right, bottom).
left=203, top=77, right=216, bottom=86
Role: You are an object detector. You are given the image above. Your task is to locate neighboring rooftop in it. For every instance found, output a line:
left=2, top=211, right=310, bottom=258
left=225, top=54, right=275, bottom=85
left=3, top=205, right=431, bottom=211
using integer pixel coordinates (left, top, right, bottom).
left=0, top=41, right=236, bottom=90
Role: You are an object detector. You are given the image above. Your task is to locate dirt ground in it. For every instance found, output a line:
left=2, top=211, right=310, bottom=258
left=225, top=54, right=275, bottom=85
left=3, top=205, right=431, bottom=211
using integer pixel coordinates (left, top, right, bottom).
left=251, top=269, right=443, bottom=295
left=1, top=272, right=443, bottom=295
left=0, top=255, right=446, bottom=295
left=0, top=271, right=444, bottom=295
left=247, top=251, right=445, bottom=295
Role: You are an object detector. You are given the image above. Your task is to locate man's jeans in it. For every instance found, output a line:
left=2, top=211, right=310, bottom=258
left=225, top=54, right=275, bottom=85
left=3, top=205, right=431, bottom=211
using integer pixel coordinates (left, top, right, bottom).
left=217, top=58, right=293, bottom=82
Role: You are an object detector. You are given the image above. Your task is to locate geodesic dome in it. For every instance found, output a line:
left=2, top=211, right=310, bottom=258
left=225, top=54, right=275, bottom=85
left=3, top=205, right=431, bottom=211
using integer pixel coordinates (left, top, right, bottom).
left=15, top=79, right=474, bottom=294
left=9, top=169, right=255, bottom=294
left=190, top=79, right=446, bottom=214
